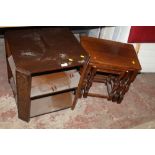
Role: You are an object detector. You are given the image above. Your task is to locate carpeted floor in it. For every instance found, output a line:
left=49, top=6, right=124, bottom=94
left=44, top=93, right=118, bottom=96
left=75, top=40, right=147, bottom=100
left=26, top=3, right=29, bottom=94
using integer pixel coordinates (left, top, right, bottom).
left=0, top=38, right=155, bottom=129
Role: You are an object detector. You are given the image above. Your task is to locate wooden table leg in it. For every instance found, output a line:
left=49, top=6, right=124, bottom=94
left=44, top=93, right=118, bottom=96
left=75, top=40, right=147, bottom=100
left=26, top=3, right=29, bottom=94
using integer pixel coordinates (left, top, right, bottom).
left=112, top=70, right=137, bottom=104
left=16, top=69, right=31, bottom=122
left=72, top=57, right=90, bottom=110
left=4, top=40, right=13, bottom=83
left=83, top=66, right=97, bottom=98
left=6, top=59, right=13, bottom=83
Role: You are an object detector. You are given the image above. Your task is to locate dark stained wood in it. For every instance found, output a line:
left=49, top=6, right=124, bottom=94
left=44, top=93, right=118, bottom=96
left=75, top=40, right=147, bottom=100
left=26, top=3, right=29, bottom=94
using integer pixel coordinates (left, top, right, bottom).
left=5, top=28, right=88, bottom=74
left=30, top=91, right=74, bottom=117
left=80, top=36, right=141, bottom=71
left=5, top=27, right=89, bottom=122
left=16, top=69, right=31, bottom=122
left=87, top=93, right=108, bottom=99
left=4, top=39, right=13, bottom=83
left=72, top=56, right=90, bottom=110
left=72, top=36, right=141, bottom=109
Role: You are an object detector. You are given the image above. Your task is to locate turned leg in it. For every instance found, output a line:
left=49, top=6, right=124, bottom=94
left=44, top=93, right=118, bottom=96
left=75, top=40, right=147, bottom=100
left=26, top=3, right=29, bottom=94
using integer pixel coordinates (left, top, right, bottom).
left=83, top=66, right=97, bottom=98
left=111, top=71, right=136, bottom=104
left=107, top=71, right=133, bottom=104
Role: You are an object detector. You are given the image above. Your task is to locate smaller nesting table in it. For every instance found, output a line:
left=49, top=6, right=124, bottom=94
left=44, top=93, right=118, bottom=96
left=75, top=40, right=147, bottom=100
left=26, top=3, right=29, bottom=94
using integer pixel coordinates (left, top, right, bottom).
left=72, top=36, right=141, bottom=109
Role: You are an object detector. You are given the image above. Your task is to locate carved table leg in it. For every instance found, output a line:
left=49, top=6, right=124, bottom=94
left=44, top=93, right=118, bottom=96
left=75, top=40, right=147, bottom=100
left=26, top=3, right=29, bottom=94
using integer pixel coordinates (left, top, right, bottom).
left=106, top=70, right=138, bottom=104
left=83, top=66, right=97, bottom=98
left=116, top=71, right=133, bottom=103
left=16, top=69, right=31, bottom=122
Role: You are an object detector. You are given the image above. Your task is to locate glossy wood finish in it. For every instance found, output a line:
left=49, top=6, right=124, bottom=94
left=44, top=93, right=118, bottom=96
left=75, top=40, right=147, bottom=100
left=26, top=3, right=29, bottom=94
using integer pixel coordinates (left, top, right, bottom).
left=5, top=28, right=88, bottom=122
left=72, top=36, right=141, bottom=109
left=5, top=28, right=88, bottom=74
left=80, top=36, right=141, bottom=71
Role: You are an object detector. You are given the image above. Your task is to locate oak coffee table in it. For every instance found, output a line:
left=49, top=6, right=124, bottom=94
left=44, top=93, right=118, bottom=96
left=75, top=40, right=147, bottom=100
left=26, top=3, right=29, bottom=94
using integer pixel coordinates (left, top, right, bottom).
left=5, top=28, right=88, bottom=122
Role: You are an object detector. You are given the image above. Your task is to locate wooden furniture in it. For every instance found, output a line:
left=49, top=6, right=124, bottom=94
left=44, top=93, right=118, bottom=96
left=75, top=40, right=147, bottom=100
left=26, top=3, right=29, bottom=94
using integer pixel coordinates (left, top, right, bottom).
left=4, top=28, right=88, bottom=122
left=72, top=36, right=141, bottom=109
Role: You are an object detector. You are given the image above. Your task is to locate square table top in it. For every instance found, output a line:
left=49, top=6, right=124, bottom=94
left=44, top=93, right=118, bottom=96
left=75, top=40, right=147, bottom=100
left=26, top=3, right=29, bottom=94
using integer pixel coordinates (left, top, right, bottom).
left=5, top=28, right=88, bottom=75
left=80, top=36, right=141, bottom=71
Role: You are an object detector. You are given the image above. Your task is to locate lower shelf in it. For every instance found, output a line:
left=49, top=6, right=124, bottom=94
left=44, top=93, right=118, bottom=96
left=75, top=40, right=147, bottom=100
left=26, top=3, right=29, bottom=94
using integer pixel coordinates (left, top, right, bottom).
left=8, top=56, right=77, bottom=118
left=30, top=91, right=74, bottom=117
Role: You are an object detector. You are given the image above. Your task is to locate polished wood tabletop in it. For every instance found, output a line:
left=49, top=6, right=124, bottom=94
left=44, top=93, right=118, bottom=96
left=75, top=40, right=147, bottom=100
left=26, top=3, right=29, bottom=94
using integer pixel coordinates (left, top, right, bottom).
left=80, top=36, right=141, bottom=71
left=5, top=28, right=88, bottom=74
